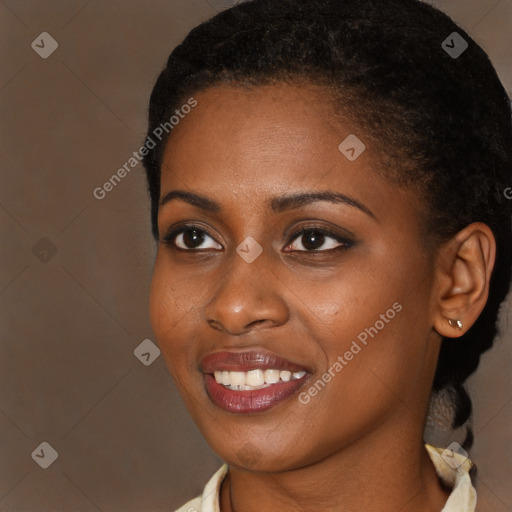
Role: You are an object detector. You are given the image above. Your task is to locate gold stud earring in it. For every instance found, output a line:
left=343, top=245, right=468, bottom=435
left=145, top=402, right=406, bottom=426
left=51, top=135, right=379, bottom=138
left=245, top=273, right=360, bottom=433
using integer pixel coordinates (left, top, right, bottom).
left=448, top=318, right=464, bottom=330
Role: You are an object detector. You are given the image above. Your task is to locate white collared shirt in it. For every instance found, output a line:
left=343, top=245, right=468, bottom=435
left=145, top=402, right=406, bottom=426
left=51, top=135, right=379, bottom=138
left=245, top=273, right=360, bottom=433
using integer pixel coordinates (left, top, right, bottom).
left=175, top=444, right=477, bottom=512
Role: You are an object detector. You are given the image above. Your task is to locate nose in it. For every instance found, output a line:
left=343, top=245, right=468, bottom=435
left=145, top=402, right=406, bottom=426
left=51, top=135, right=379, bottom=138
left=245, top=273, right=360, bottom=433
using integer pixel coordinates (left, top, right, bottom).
left=204, top=250, right=289, bottom=335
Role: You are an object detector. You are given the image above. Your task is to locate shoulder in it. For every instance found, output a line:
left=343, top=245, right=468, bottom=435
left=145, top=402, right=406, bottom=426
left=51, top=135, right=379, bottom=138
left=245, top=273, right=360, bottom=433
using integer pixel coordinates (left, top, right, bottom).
left=173, top=464, right=229, bottom=512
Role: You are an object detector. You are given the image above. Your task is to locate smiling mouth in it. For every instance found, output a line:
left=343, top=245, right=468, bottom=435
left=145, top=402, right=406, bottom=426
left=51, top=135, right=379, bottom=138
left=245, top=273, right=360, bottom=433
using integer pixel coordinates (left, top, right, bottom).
left=200, top=349, right=311, bottom=412
left=213, top=368, right=307, bottom=390
left=204, top=368, right=312, bottom=413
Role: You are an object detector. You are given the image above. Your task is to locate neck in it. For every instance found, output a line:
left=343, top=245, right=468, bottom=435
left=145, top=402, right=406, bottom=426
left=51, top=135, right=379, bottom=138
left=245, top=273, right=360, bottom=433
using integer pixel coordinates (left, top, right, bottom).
left=220, top=423, right=450, bottom=512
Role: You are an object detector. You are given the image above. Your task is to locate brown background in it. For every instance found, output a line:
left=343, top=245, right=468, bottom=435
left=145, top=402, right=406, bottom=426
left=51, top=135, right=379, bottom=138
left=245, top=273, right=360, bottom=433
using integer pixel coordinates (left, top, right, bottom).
left=1, top=0, right=511, bottom=511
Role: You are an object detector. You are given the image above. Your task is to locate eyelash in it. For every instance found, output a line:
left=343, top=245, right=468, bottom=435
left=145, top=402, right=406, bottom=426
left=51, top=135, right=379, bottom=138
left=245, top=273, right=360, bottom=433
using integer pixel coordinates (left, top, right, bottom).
left=161, top=224, right=354, bottom=253
left=285, top=226, right=354, bottom=252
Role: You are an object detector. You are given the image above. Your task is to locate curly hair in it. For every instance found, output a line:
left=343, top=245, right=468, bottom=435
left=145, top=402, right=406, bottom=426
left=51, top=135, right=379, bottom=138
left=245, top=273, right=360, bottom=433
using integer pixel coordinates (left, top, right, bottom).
left=142, top=0, right=512, bottom=453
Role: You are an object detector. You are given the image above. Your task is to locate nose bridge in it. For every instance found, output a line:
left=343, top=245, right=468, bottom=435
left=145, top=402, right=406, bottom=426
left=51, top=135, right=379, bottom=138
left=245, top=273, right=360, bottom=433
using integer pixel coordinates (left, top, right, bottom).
left=204, top=245, right=288, bottom=334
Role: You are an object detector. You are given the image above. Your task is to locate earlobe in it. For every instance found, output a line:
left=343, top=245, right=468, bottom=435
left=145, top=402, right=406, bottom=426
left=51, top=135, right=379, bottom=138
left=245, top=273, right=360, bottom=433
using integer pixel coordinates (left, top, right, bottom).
left=432, top=222, right=496, bottom=338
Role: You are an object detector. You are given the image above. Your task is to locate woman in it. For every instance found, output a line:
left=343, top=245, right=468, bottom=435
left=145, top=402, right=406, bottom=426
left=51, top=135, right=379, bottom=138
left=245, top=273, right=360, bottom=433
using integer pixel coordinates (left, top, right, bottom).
left=142, top=0, right=512, bottom=510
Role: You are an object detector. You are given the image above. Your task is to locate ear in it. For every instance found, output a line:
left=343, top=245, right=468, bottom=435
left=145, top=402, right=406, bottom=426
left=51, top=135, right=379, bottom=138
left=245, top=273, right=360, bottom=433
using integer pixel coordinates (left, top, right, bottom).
left=432, top=222, right=496, bottom=338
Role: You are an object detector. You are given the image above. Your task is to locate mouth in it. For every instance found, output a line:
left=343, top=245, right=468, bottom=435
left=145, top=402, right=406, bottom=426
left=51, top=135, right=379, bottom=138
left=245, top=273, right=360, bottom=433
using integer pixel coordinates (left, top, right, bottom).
left=213, top=368, right=307, bottom=390
left=201, top=350, right=311, bottom=413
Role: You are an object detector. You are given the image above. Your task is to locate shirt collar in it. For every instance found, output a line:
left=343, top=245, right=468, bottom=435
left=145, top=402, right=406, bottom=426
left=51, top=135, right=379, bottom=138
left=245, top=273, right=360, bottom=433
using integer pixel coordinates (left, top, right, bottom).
left=425, top=444, right=477, bottom=512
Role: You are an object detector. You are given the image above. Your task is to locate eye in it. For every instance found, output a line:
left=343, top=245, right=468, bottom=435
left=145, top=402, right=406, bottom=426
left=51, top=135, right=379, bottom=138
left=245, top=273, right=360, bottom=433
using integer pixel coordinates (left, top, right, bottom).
left=284, top=227, right=353, bottom=252
left=162, top=226, right=222, bottom=251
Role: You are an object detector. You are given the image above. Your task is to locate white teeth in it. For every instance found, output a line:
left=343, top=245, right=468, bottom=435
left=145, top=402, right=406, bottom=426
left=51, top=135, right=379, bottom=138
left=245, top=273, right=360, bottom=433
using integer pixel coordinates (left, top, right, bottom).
left=280, top=370, right=291, bottom=382
left=263, top=369, right=280, bottom=384
left=231, top=371, right=246, bottom=386
left=212, top=368, right=307, bottom=388
left=246, top=369, right=264, bottom=386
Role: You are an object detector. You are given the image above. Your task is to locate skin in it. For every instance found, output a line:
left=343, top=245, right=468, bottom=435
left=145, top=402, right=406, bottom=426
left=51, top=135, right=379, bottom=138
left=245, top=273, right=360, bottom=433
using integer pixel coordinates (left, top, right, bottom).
left=149, top=83, right=496, bottom=511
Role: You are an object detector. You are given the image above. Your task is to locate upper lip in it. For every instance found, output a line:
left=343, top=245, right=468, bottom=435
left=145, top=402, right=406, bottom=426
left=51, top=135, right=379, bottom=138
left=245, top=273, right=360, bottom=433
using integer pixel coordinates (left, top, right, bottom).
left=200, top=349, right=311, bottom=374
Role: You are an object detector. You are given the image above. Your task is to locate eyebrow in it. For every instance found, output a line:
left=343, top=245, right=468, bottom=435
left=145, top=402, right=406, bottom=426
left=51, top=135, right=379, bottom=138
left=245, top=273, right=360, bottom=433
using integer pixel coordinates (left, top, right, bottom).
left=159, top=189, right=376, bottom=219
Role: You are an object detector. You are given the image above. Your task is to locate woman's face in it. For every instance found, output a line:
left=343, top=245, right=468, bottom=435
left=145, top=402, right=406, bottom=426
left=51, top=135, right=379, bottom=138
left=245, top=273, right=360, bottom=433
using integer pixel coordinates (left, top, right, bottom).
left=150, top=83, right=442, bottom=471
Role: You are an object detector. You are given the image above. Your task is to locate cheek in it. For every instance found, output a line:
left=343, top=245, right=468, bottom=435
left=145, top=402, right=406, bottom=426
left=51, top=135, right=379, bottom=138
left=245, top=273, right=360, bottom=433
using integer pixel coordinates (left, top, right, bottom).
left=291, top=256, right=398, bottom=351
left=150, top=252, right=198, bottom=327
left=298, top=252, right=432, bottom=386
left=149, top=258, right=171, bottom=340
left=336, top=296, right=432, bottom=420
left=149, top=255, right=193, bottom=370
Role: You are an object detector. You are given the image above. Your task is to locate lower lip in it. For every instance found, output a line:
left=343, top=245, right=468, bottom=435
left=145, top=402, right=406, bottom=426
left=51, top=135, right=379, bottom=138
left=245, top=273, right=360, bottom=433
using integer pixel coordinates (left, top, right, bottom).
left=204, top=374, right=308, bottom=413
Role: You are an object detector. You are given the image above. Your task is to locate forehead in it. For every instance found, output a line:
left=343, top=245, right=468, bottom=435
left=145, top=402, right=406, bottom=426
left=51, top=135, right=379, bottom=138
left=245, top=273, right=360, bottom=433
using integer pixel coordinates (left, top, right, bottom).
left=167, top=85, right=339, bottom=164
left=159, top=83, right=418, bottom=225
